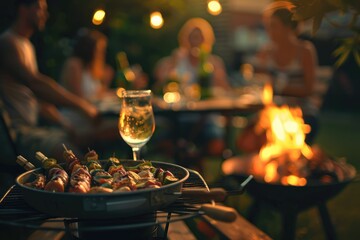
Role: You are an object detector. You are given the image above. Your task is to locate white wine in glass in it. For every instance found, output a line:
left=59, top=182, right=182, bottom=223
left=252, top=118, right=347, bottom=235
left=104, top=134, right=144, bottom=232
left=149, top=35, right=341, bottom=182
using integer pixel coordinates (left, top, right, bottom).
left=118, top=90, right=155, bottom=160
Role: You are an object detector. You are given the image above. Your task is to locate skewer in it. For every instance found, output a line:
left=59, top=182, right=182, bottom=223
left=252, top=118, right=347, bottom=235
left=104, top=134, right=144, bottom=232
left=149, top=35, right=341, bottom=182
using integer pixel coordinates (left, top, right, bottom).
left=16, top=155, right=35, bottom=171
left=62, top=143, right=69, bottom=152
left=35, top=151, right=48, bottom=164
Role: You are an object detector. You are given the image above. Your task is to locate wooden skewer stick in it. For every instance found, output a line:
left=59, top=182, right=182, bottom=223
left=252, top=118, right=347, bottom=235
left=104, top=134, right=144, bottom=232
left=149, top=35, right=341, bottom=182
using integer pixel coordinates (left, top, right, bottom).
left=16, top=155, right=35, bottom=171
left=35, top=151, right=48, bottom=164
left=62, top=143, right=69, bottom=152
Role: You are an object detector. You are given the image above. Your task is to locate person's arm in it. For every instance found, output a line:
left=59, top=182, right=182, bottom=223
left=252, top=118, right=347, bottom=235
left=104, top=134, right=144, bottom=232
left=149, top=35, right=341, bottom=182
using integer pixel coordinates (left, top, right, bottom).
left=281, top=41, right=318, bottom=97
left=153, top=56, right=176, bottom=93
left=210, top=55, right=231, bottom=90
left=39, top=102, right=74, bottom=131
left=101, top=64, right=115, bottom=88
left=0, top=37, right=98, bottom=119
left=60, top=58, right=84, bottom=97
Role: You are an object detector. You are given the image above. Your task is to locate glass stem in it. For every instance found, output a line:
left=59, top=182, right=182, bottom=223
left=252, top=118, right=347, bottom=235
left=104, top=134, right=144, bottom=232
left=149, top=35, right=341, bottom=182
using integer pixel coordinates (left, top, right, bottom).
left=132, top=147, right=141, bottom=160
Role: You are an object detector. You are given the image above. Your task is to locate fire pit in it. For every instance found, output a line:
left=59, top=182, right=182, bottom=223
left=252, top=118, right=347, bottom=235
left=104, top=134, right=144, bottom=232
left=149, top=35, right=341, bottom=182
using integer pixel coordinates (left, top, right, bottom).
left=222, top=152, right=356, bottom=239
left=221, top=86, right=357, bottom=240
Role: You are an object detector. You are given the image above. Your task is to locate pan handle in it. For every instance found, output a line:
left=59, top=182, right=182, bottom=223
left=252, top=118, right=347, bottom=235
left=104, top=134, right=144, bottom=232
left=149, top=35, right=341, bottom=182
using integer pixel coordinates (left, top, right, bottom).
left=180, top=188, right=228, bottom=202
left=200, top=204, right=237, bottom=223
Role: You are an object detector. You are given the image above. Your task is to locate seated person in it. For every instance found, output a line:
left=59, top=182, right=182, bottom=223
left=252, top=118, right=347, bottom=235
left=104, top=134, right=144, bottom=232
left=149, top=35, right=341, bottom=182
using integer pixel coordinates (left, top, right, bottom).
left=60, top=28, right=151, bottom=158
left=153, top=18, right=231, bottom=165
left=0, top=0, right=100, bottom=165
left=60, top=28, right=114, bottom=103
left=59, top=28, right=120, bottom=144
left=237, top=2, right=319, bottom=152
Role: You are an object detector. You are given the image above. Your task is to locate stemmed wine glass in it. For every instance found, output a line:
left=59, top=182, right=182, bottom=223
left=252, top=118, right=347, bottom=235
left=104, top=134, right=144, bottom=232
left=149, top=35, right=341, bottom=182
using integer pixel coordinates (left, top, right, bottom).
left=118, top=90, right=155, bottom=160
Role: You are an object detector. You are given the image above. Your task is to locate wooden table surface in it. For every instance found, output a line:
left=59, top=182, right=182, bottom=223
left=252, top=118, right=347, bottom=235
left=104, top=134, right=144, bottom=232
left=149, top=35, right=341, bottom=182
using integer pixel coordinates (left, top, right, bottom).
left=162, top=210, right=272, bottom=240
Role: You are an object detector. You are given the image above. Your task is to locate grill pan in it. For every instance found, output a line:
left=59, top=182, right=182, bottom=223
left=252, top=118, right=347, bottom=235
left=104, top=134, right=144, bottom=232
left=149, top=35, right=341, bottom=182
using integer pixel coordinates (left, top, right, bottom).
left=16, top=160, right=189, bottom=219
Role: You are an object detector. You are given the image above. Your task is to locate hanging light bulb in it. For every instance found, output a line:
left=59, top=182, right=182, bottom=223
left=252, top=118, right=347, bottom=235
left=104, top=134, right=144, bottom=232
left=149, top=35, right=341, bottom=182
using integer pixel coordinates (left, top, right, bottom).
left=150, top=11, right=164, bottom=29
left=207, top=0, right=222, bottom=16
left=92, top=9, right=106, bottom=25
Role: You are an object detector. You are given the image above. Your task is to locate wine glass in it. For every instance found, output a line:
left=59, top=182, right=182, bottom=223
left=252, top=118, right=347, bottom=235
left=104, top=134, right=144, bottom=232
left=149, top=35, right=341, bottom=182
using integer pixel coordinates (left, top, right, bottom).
left=118, top=90, right=155, bottom=160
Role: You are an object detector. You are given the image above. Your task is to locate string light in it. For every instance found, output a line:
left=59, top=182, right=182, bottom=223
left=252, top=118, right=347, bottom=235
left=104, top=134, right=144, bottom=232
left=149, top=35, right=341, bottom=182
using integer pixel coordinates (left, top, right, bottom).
left=91, top=4, right=223, bottom=29
left=92, top=9, right=106, bottom=25
left=207, top=0, right=222, bottom=16
left=150, top=11, right=164, bottom=29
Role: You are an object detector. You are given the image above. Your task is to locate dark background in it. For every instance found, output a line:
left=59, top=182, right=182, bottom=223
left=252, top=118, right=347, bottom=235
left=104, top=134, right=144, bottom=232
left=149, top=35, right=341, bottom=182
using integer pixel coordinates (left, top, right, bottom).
left=0, top=1, right=359, bottom=239
left=0, top=0, right=359, bottom=112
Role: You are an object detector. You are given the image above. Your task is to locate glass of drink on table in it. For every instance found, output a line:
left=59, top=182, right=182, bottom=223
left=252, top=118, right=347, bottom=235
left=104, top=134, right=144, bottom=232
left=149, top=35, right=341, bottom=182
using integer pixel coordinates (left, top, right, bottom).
left=118, top=90, right=155, bottom=160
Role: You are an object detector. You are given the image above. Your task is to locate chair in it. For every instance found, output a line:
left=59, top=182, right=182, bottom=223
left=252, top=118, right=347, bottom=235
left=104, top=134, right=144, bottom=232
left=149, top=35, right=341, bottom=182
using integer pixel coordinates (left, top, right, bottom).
left=0, top=97, right=18, bottom=160
left=0, top=97, right=22, bottom=196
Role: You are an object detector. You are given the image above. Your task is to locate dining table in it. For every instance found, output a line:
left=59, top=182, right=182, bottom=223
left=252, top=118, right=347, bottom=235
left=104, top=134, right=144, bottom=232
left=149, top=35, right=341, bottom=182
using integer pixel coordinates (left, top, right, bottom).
left=95, top=87, right=265, bottom=162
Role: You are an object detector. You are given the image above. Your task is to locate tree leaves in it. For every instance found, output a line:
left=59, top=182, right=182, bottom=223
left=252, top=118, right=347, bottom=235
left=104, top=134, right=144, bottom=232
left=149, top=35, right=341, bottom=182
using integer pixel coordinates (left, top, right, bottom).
left=287, top=0, right=360, bottom=66
left=333, top=35, right=360, bottom=67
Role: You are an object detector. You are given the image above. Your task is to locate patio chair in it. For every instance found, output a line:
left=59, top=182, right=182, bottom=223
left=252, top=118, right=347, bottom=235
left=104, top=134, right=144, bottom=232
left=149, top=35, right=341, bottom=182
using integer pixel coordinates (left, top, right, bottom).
left=0, top=97, right=22, bottom=196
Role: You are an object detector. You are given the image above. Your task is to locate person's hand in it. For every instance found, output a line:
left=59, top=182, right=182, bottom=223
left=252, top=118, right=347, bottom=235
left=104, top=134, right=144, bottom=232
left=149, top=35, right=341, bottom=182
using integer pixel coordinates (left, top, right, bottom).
left=78, top=100, right=100, bottom=122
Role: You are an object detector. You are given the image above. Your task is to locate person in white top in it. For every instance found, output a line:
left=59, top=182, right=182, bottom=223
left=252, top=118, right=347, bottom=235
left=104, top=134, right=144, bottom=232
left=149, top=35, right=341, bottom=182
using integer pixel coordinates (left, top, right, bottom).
left=0, top=0, right=100, bottom=163
left=59, top=28, right=121, bottom=143
left=60, top=28, right=114, bottom=102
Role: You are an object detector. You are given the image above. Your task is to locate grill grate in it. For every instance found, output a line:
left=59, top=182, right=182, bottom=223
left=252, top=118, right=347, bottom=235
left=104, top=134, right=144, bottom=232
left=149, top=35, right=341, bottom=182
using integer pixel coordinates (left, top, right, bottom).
left=0, top=170, right=212, bottom=238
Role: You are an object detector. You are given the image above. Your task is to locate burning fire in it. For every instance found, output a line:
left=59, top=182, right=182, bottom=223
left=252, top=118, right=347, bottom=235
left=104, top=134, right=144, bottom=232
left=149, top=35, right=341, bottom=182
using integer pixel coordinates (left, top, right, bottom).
left=223, top=82, right=355, bottom=186
left=249, top=82, right=314, bottom=186
left=222, top=84, right=356, bottom=186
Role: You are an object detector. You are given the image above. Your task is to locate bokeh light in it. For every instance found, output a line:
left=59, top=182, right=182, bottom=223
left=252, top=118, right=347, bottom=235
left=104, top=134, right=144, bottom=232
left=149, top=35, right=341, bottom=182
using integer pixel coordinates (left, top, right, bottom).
left=207, top=0, right=222, bottom=16
left=92, top=9, right=106, bottom=25
left=150, top=11, right=164, bottom=29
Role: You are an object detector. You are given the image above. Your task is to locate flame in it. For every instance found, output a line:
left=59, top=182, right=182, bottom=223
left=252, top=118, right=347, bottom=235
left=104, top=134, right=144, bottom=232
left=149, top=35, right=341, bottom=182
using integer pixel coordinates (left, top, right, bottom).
left=262, top=81, right=273, bottom=105
left=264, top=161, right=278, bottom=183
left=255, top=85, right=313, bottom=186
left=281, top=175, right=307, bottom=186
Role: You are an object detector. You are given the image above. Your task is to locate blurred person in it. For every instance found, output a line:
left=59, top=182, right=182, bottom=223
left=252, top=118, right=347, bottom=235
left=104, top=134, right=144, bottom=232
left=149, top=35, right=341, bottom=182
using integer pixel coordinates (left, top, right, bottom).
left=59, top=28, right=121, bottom=143
left=60, top=28, right=114, bottom=103
left=153, top=18, right=230, bottom=95
left=153, top=18, right=231, bottom=166
left=0, top=0, right=102, bottom=164
left=237, top=2, right=319, bottom=152
left=60, top=28, right=151, bottom=158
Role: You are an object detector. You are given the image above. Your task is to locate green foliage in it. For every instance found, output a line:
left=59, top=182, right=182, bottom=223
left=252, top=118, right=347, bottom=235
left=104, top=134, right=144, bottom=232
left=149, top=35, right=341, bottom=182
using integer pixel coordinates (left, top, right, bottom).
left=289, top=0, right=360, bottom=66
left=333, top=35, right=360, bottom=67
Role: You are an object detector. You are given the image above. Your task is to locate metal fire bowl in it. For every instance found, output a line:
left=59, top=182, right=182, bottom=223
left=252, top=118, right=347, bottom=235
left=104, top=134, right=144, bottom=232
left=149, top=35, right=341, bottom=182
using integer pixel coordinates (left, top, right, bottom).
left=227, top=169, right=356, bottom=210
left=221, top=154, right=357, bottom=210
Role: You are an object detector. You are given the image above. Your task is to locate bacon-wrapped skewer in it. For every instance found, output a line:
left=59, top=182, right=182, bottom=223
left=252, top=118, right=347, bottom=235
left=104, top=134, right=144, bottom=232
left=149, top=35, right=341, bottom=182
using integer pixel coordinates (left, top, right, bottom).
left=62, top=145, right=92, bottom=193
left=68, top=165, right=92, bottom=193
left=35, top=152, right=69, bottom=192
left=62, top=145, right=81, bottom=173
